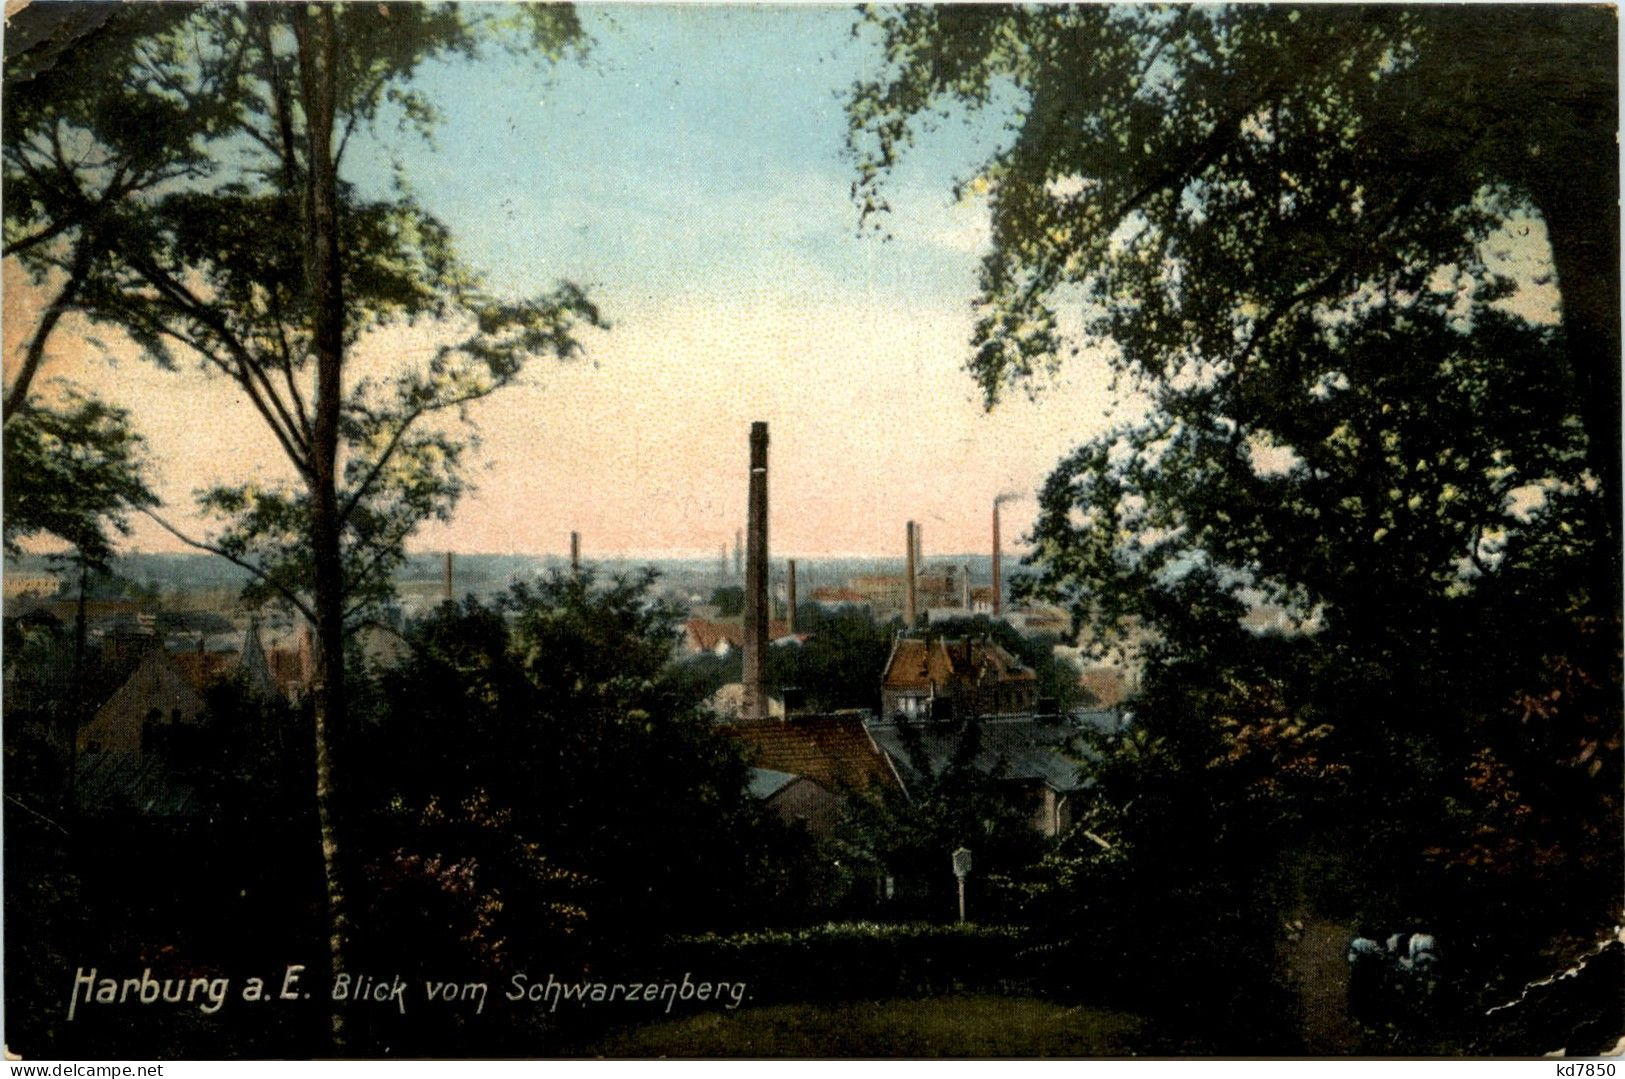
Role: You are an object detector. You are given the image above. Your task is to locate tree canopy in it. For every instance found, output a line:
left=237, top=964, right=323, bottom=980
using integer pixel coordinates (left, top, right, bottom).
left=850, top=5, right=1617, bottom=559
left=4, top=5, right=606, bottom=1048
left=361, top=572, right=816, bottom=961
left=849, top=4, right=1621, bottom=1045
left=2, top=390, right=154, bottom=566
left=847, top=2, right=1617, bottom=748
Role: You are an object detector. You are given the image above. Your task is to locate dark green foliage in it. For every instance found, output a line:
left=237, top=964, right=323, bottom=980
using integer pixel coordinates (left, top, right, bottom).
left=850, top=7, right=1617, bottom=528
left=5, top=1, right=606, bottom=622
left=850, top=5, right=1620, bottom=1052
left=654, top=921, right=1034, bottom=1006
left=588, top=993, right=1147, bottom=1059
left=3, top=392, right=155, bottom=566
left=841, top=714, right=1049, bottom=923
left=763, top=603, right=895, bottom=712
left=7, top=11, right=606, bottom=1051
left=1002, top=650, right=1340, bottom=1050
left=709, top=585, right=745, bottom=616
left=356, top=570, right=822, bottom=968
left=675, top=602, right=897, bottom=713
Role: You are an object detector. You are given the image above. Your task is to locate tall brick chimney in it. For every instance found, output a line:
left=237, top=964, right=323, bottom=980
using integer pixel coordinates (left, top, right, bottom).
left=570, top=531, right=581, bottom=574
left=742, top=422, right=771, bottom=720
left=787, top=559, right=797, bottom=636
left=992, top=500, right=1002, bottom=617
left=905, top=520, right=918, bottom=628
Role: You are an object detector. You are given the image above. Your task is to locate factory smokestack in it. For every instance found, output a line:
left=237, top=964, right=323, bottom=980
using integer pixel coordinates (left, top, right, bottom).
left=443, top=551, right=454, bottom=603
left=992, top=501, right=1002, bottom=617
left=787, top=559, right=797, bottom=636
left=914, top=522, right=923, bottom=570
left=743, top=422, right=770, bottom=720
left=570, top=531, right=581, bottom=574
left=905, top=520, right=918, bottom=627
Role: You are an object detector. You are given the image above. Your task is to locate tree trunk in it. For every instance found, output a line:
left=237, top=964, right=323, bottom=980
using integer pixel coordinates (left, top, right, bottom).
left=295, top=5, right=352, bottom=1051
left=1533, top=135, right=1622, bottom=607
left=66, top=557, right=87, bottom=814
left=4, top=243, right=93, bottom=423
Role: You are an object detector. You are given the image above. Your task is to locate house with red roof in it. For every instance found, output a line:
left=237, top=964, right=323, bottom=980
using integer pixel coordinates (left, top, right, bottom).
left=879, top=636, right=1038, bottom=721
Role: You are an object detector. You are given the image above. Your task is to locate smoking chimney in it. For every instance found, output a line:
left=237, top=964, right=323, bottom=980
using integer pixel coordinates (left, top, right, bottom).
left=570, top=531, right=581, bottom=574
left=443, top=551, right=454, bottom=603
left=992, top=500, right=1002, bottom=617
left=742, top=422, right=770, bottom=720
left=905, top=520, right=918, bottom=627
left=787, top=559, right=797, bottom=636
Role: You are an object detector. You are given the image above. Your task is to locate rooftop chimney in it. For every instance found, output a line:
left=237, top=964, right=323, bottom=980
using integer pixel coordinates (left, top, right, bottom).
left=787, top=559, right=797, bottom=636
left=905, top=520, right=918, bottom=627
left=570, top=531, right=581, bottom=574
left=443, top=551, right=454, bottom=603
left=992, top=501, right=1002, bottom=617
left=742, top=422, right=770, bottom=720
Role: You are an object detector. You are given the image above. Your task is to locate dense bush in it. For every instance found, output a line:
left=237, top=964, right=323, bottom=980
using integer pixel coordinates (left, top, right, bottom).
left=652, top=922, right=1037, bottom=1006
left=350, top=571, right=829, bottom=967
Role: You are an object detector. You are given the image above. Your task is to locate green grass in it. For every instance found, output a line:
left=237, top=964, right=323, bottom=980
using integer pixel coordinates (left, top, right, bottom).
left=588, top=994, right=1147, bottom=1058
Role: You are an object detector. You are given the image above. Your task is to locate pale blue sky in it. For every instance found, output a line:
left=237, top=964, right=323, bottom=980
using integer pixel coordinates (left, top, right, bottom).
left=348, top=4, right=1006, bottom=312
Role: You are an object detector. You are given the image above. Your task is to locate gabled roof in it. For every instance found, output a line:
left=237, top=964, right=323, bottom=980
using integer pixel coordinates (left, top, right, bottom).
left=968, top=640, right=1037, bottom=684
left=685, top=619, right=737, bottom=652
left=881, top=637, right=958, bottom=690
left=170, top=648, right=235, bottom=692
left=238, top=622, right=277, bottom=697
left=866, top=714, right=1093, bottom=794
left=74, top=749, right=200, bottom=817
left=881, top=637, right=1036, bottom=690
left=747, top=767, right=801, bottom=800
left=810, top=587, right=867, bottom=604
left=84, top=648, right=208, bottom=753
left=708, top=682, right=785, bottom=719
left=268, top=646, right=309, bottom=698
left=684, top=618, right=793, bottom=653
left=721, top=713, right=901, bottom=792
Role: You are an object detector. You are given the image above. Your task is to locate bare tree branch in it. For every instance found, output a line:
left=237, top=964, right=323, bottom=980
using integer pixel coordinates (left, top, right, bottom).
left=3, top=242, right=93, bottom=422
left=337, top=380, right=505, bottom=525
left=122, top=251, right=315, bottom=474
left=140, top=506, right=317, bottom=624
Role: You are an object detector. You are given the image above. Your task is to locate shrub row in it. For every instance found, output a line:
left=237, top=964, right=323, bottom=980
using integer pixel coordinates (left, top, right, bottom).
left=646, top=921, right=1039, bottom=1005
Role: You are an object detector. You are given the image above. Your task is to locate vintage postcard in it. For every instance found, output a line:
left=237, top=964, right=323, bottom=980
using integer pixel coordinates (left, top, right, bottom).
left=3, top=1, right=1621, bottom=1062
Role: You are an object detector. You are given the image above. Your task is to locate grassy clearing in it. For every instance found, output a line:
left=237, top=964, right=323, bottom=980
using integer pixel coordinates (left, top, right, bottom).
left=588, top=994, right=1147, bottom=1058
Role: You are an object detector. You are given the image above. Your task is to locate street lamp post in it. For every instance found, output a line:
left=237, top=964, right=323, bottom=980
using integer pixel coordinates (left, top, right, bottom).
left=952, top=846, right=972, bottom=924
